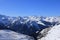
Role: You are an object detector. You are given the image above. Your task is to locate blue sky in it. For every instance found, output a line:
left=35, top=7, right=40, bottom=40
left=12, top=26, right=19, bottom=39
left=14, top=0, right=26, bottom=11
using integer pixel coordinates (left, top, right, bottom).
left=0, top=0, right=60, bottom=17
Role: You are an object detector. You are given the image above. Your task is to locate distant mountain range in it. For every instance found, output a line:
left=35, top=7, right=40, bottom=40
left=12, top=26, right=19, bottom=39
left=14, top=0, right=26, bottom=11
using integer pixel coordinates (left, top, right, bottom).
left=0, top=15, right=60, bottom=40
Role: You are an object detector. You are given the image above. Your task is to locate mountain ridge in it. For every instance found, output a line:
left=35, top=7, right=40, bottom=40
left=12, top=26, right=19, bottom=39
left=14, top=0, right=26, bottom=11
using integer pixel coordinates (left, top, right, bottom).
left=0, top=14, right=60, bottom=40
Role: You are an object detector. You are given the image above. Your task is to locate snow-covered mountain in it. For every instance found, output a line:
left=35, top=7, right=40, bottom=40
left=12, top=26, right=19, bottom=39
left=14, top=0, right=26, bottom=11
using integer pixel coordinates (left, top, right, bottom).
left=0, top=29, right=34, bottom=40
left=38, top=25, right=60, bottom=40
left=0, top=15, right=60, bottom=40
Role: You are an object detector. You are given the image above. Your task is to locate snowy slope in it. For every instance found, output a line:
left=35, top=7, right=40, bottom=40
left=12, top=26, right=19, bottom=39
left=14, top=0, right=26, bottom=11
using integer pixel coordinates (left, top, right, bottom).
left=39, top=25, right=60, bottom=40
left=0, top=30, right=34, bottom=40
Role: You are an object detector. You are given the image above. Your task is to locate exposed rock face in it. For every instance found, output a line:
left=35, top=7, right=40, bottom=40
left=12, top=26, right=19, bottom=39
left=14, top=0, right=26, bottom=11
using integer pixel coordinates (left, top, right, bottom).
left=37, top=27, right=52, bottom=39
